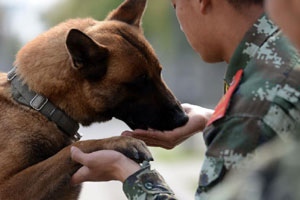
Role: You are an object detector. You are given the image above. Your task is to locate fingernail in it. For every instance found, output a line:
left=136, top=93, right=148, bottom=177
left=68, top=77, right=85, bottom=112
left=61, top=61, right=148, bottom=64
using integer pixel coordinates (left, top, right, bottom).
left=146, top=155, right=154, bottom=162
left=122, top=131, right=132, bottom=136
left=133, top=149, right=140, bottom=160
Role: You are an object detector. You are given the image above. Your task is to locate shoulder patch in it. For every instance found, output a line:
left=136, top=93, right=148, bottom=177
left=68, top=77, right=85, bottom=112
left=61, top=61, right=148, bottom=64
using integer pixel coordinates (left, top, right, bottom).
left=207, top=69, right=244, bottom=126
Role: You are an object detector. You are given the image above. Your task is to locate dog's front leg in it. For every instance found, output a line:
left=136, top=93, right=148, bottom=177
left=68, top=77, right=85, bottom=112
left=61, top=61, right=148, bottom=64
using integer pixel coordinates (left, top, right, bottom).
left=0, top=136, right=152, bottom=200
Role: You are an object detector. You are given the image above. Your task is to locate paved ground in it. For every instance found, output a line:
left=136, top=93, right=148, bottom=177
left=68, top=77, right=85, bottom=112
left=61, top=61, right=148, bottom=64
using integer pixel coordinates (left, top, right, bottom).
left=78, top=119, right=205, bottom=200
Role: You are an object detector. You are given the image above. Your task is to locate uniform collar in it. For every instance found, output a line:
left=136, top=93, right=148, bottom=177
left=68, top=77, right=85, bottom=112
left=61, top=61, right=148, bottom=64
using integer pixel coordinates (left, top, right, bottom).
left=224, top=14, right=279, bottom=93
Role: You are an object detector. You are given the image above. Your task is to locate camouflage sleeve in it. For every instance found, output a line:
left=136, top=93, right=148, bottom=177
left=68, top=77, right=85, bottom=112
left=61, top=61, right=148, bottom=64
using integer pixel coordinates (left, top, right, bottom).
left=208, top=139, right=300, bottom=200
left=123, top=161, right=177, bottom=200
left=196, top=81, right=300, bottom=199
left=195, top=117, right=275, bottom=199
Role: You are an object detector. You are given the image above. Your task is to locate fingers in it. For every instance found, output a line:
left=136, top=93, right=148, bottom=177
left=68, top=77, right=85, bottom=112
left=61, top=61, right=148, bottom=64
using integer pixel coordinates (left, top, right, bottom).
left=122, top=131, right=158, bottom=146
left=71, top=146, right=89, bottom=166
left=125, top=133, right=174, bottom=149
left=133, top=130, right=165, bottom=141
left=122, top=129, right=162, bottom=139
left=122, top=129, right=179, bottom=149
left=181, top=103, right=192, bottom=113
left=71, top=166, right=90, bottom=185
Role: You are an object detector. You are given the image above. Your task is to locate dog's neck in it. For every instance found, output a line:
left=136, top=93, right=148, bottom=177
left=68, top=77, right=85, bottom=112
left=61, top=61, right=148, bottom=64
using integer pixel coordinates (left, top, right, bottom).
left=7, top=67, right=81, bottom=141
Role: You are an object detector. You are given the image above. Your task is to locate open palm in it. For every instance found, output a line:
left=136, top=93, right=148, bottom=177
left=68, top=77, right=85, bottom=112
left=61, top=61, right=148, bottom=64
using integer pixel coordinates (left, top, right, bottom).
left=122, top=104, right=214, bottom=149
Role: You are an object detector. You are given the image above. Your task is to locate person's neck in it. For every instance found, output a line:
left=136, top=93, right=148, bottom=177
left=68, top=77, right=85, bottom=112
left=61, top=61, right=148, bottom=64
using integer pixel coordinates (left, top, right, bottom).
left=221, top=5, right=264, bottom=63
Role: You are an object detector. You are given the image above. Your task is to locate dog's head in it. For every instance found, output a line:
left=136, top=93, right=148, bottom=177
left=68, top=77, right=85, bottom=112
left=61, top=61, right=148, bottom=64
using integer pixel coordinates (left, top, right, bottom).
left=15, top=0, right=188, bottom=131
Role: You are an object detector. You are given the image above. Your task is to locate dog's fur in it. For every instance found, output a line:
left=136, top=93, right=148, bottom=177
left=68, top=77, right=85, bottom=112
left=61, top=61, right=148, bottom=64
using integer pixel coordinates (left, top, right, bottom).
left=0, top=0, right=188, bottom=199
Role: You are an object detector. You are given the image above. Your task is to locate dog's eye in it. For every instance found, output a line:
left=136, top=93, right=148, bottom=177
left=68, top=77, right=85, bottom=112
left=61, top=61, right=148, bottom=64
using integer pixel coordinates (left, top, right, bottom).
left=134, top=74, right=148, bottom=85
left=139, top=74, right=147, bottom=81
left=125, top=74, right=150, bottom=90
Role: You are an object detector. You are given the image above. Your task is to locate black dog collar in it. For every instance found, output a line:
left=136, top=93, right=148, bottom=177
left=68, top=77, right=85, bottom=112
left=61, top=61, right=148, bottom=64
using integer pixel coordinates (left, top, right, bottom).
left=7, top=67, right=81, bottom=141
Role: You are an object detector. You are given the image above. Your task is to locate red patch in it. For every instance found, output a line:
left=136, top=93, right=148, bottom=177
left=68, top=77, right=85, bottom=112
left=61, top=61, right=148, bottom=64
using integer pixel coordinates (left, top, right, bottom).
left=206, top=69, right=243, bottom=126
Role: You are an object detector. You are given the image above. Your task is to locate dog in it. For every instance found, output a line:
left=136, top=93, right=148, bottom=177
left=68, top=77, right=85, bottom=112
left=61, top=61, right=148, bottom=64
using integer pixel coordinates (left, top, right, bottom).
left=0, top=0, right=188, bottom=199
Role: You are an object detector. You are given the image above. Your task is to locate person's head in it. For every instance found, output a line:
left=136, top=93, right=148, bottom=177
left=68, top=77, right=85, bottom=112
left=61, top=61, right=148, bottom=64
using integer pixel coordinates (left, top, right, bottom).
left=266, top=0, right=300, bottom=49
left=170, top=0, right=264, bottom=63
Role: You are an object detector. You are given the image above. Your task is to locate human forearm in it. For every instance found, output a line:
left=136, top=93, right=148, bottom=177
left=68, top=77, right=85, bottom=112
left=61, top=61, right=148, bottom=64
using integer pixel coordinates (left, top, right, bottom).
left=114, top=156, right=141, bottom=182
left=123, top=162, right=177, bottom=200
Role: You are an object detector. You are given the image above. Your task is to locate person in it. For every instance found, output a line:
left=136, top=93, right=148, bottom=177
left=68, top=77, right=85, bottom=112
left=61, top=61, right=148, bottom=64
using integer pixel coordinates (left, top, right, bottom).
left=207, top=0, right=300, bottom=199
left=70, top=0, right=300, bottom=199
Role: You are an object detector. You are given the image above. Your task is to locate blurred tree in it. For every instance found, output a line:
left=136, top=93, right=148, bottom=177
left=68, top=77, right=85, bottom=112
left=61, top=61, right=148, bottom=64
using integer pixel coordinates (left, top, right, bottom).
left=43, top=0, right=180, bottom=53
left=0, top=6, right=21, bottom=72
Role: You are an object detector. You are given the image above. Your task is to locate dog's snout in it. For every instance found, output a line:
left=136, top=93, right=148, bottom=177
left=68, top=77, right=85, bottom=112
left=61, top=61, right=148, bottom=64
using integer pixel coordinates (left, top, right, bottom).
left=175, top=112, right=189, bottom=127
left=161, top=104, right=189, bottom=130
left=172, top=106, right=189, bottom=128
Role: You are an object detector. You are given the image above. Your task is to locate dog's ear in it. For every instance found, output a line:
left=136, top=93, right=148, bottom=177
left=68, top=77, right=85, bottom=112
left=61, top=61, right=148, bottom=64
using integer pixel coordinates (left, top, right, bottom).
left=106, top=0, right=147, bottom=28
left=66, top=29, right=109, bottom=81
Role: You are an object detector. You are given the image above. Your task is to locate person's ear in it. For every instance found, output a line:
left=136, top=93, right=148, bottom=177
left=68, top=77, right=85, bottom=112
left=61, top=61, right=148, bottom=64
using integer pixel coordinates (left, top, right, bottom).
left=199, top=0, right=211, bottom=14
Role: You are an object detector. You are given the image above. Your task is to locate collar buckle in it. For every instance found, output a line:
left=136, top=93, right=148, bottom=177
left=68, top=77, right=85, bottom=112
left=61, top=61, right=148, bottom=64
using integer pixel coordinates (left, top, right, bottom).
left=73, top=132, right=82, bottom=141
left=30, top=94, right=49, bottom=111
left=7, top=67, right=17, bottom=81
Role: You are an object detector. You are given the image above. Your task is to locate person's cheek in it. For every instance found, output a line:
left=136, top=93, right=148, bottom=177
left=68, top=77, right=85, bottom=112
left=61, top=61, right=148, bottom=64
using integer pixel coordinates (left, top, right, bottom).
left=292, top=0, right=300, bottom=13
left=265, top=0, right=283, bottom=24
left=286, top=26, right=300, bottom=50
left=266, top=0, right=300, bottom=49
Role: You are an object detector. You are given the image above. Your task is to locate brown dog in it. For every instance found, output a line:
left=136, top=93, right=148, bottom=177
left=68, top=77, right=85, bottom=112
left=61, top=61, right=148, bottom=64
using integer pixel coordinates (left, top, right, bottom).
left=0, top=0, right=188, bottom=199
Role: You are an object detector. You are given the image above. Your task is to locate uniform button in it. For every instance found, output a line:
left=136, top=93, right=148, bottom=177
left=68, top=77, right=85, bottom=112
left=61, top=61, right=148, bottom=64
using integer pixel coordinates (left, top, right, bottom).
left=144, top=182, right=153, bottom=190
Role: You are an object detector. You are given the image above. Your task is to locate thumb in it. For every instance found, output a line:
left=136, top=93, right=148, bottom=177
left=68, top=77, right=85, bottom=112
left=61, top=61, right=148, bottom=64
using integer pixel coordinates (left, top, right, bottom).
left=181, top=103, right=192, bottom=113
left=71, top=146, right=88, bottom=166
left=71, top=166, right=90, bottom=185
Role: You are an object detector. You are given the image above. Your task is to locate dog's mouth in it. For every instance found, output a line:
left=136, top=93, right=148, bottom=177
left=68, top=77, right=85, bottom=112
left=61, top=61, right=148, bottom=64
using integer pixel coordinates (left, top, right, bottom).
left=123, top=118, right=149, bottom=131
left=116, top=116, right=160, bottom=131
left=122, top=118, right=182, bottom=132
left=114, top=107, right=189, bottom=132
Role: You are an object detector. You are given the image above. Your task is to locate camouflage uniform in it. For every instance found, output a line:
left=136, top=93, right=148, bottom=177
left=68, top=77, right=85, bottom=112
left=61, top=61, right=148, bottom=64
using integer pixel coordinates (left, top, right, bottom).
left=123, top=14, right=300, bottom=200
left=208, top=139, right=300, bottom=200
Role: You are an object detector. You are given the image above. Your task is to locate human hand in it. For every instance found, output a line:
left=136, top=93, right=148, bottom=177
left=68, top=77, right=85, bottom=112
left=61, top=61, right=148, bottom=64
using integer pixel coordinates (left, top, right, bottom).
left=70, top=147, right=141, bottom=185
left=122, top=104, right=214, bottom=149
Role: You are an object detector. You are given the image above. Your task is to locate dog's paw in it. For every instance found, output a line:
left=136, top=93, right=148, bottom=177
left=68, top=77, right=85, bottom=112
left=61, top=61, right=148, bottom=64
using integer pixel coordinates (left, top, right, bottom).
left=104, top=136, right=153, bottom=164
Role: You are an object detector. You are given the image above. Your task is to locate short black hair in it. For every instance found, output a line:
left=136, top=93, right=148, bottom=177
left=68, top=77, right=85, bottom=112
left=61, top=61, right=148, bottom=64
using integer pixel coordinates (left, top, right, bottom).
left=227, top=0, right=263, bottom=8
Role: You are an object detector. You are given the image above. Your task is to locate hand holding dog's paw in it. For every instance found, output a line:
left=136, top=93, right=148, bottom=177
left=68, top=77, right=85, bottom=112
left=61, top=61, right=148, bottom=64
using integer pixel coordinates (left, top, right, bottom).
left=70, top=146, right=142, bottom=184
left=103, top=136, right=153, bottom=164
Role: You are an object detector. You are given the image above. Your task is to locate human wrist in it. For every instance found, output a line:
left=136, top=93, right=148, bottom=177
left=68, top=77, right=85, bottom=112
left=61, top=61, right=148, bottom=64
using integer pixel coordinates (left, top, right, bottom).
left=114, top=156, right=141, bottom=182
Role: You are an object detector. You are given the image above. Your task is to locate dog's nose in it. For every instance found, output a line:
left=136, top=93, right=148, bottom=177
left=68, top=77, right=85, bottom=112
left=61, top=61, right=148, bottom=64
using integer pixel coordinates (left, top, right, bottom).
left=166, top=104, right=189, bottom=129
left=173, top=111, right=189, bottom=128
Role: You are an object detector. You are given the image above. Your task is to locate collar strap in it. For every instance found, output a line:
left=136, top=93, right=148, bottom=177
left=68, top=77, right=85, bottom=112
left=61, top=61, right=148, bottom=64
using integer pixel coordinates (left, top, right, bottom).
left=7, top=67, right=81, bottom=141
